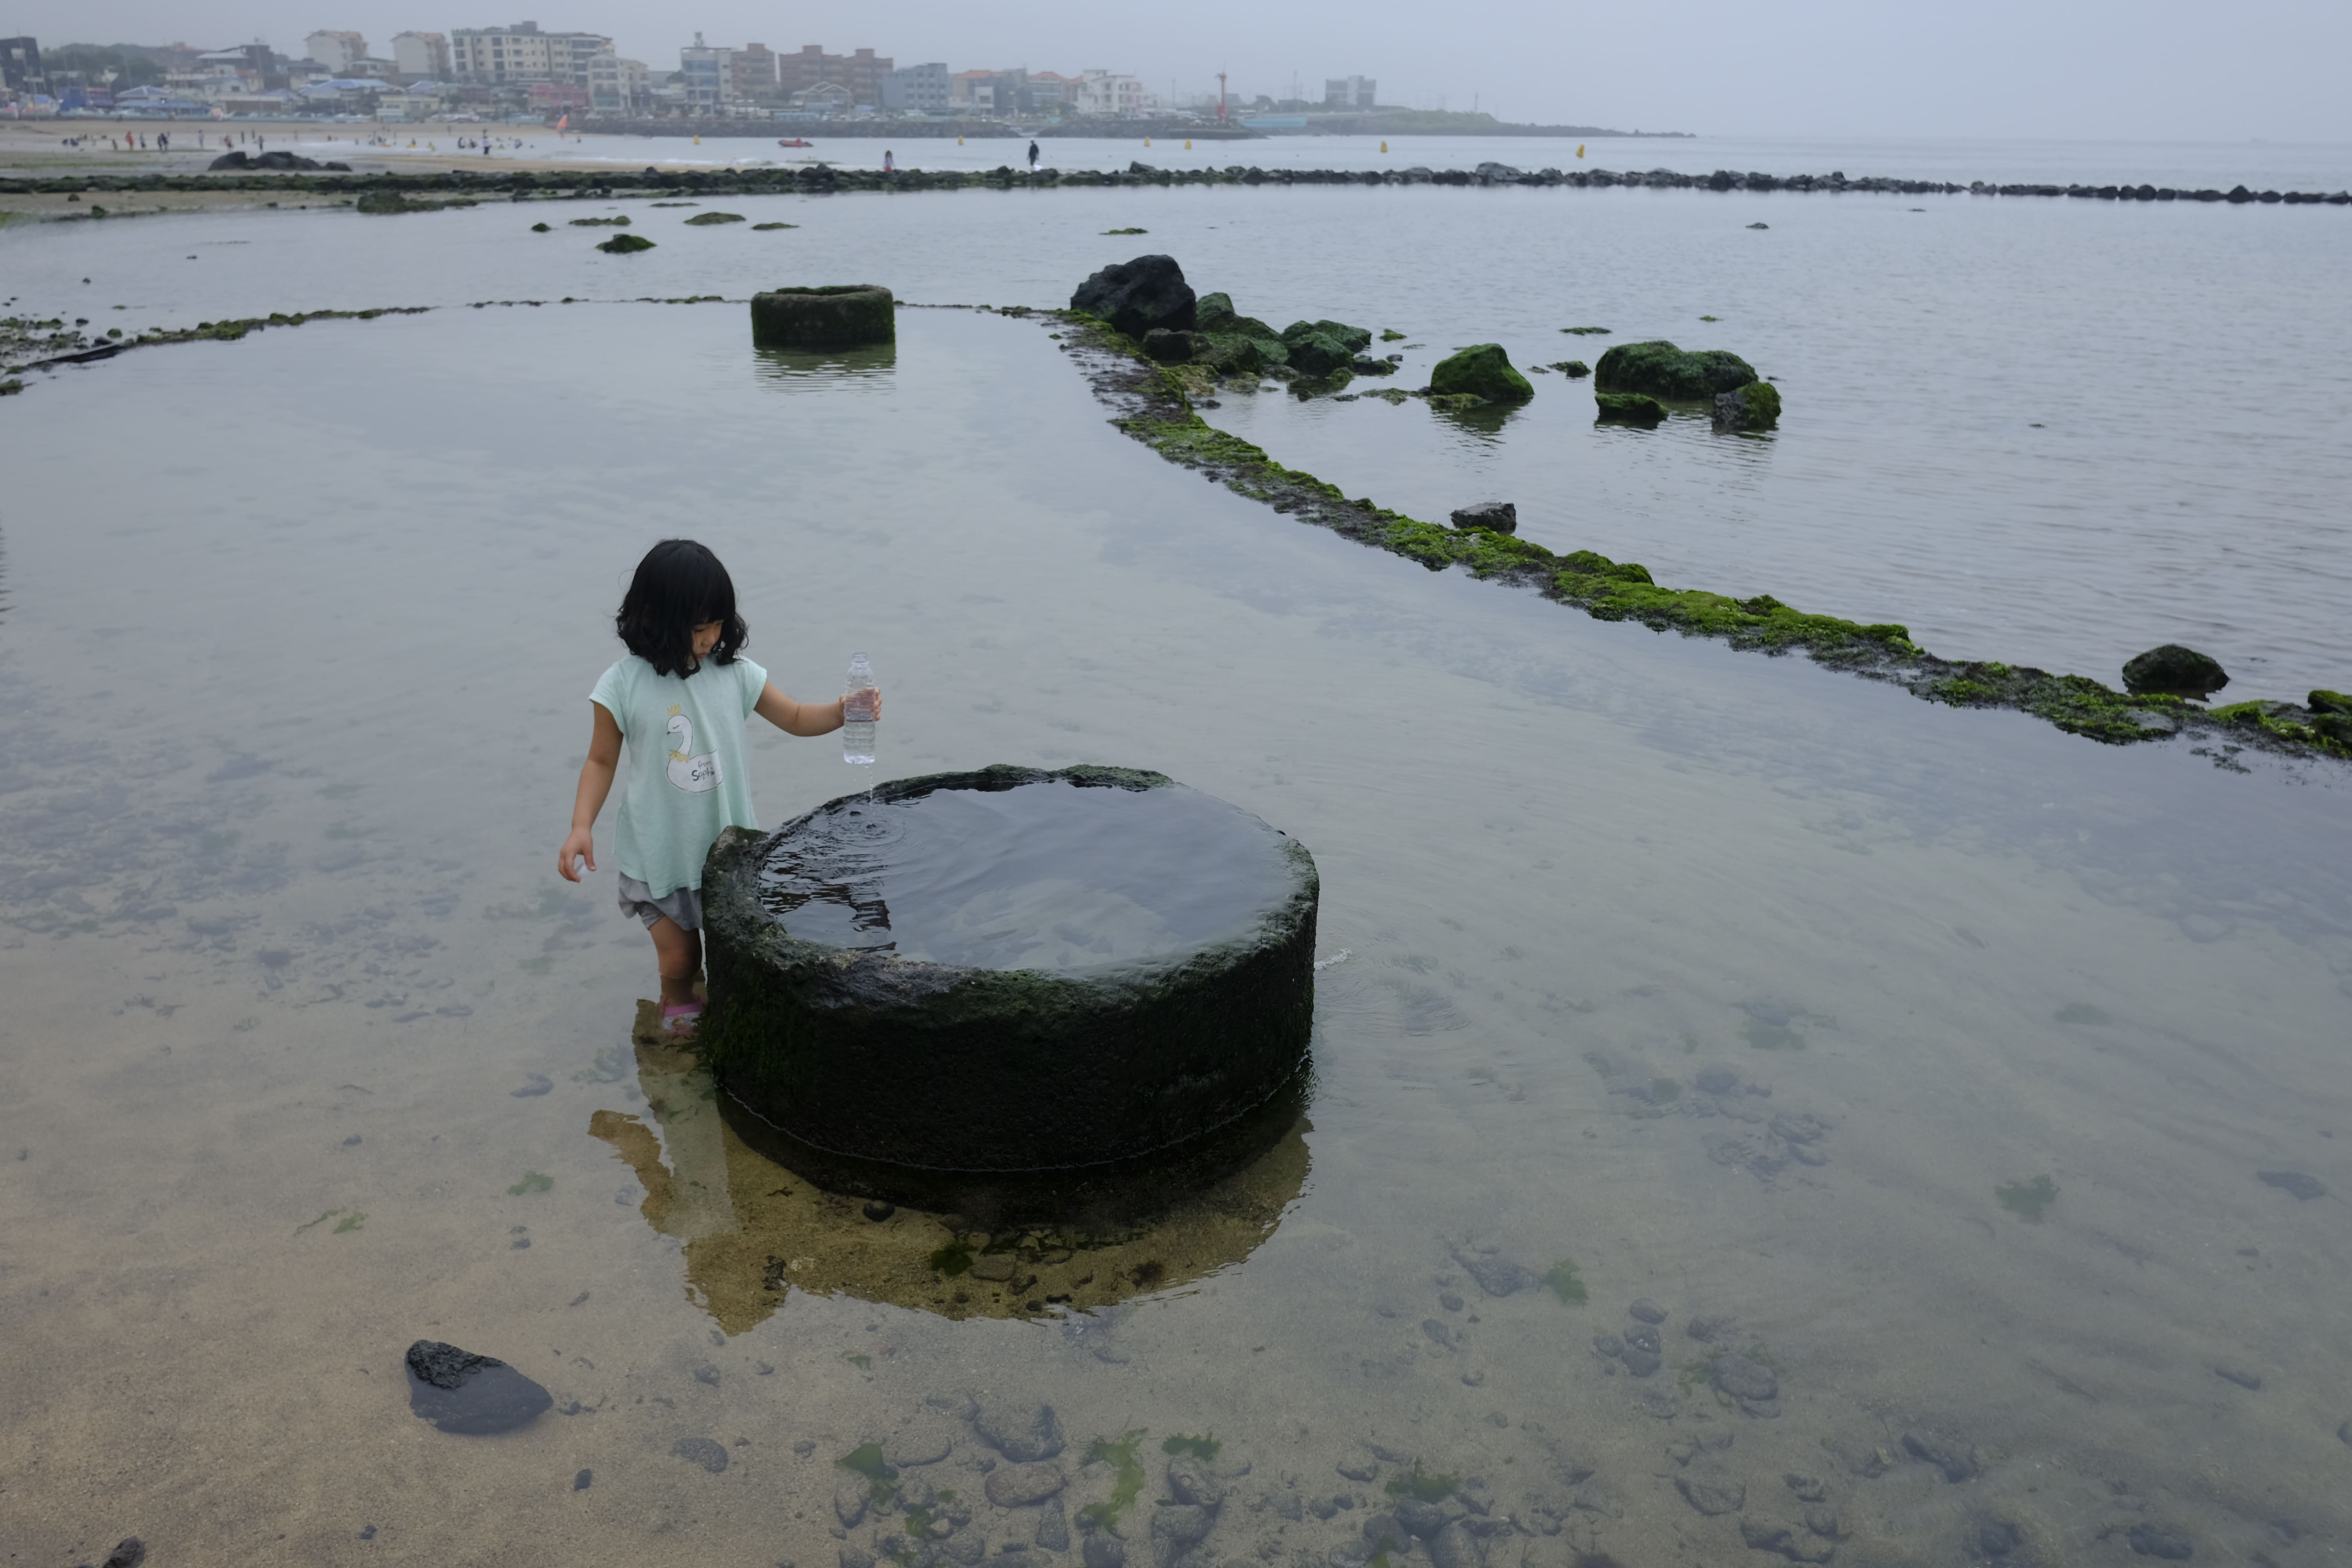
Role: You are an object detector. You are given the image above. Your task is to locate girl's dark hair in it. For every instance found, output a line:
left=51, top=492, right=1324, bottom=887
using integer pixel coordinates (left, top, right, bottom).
left=615, top=539, right=748, bottom=677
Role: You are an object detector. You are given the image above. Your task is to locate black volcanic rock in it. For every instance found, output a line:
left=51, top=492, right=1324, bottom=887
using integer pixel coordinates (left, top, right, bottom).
left=405, top=1339, right=552, bottom=1434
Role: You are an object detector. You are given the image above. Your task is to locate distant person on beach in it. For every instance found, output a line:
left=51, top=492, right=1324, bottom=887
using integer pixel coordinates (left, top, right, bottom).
left=1028, top=139, right=1040, bottom=172
left=557, top=539, right=880, bottom=1036
left=883, top=149, right=894, bottom=173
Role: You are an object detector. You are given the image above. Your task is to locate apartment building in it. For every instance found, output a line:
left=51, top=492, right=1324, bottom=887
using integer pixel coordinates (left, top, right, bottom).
left=727, top=42, right=777, bottom=101
left=678, top=33, right=723, bottom=111
left=306, top=30, right=368, bottom=71
left=1075, top=70, right=1153, bottom=118
left=1323, top=75, right=1376, bottom=109
left=881, top=62, right=949, bottom=114
left=588, top=51, right=648, bottom=115
left=390, top=31, right=452, bottom=84
left=450, top=21, right=612, bottom=87
left=777, top=45, right=892, bottom=110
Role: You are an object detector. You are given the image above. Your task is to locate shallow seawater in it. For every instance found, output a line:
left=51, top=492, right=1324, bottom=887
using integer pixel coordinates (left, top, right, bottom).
left=756, top=776, right=1299, bottom=968
left=5, top=177, right=2347, bottom=698
left=2, top=279, right=2350, bottom=1568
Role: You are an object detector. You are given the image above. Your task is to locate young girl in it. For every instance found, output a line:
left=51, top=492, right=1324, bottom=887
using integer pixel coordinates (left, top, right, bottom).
left=556, top=539, right=878, bottom=1034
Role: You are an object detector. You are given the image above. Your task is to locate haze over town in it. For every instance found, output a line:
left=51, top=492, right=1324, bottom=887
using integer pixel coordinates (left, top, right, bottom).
left=5, top=0, right=2350, bottom=140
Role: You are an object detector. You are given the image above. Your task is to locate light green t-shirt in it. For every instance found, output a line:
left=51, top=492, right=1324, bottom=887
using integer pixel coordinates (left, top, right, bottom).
left=590, top=653, right=769, bottom=897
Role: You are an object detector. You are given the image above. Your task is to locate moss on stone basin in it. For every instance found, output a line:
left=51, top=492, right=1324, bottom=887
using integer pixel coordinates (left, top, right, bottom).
left=749, top=283, right=895, bottom=347
left=698, top=765, right=1318, bottom=1212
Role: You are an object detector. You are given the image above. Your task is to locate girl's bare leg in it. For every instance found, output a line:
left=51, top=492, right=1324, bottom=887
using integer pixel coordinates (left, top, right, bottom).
left=649, top=917, right=702, bottom=1008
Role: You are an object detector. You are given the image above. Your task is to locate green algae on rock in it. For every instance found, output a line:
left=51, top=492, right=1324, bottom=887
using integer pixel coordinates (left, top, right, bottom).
left=683, top=211, right=746, bottom=225
left=1713, top=380, right=1782, bottom=431
left=2122, top=643, right=2228, bottom=699
left=1594, top=339, right=1760, bottom=399
left=1594, top=391, right=1667, bottom=426
left=1051, top=305, right=2352, bottom=765
left=595, top=232, right=656, bottom=253
left=569, top=214, right=630, bottom=226
left=1428, top=343, right=1534, bottom=402
left=749, top=283, right=895, bottom=347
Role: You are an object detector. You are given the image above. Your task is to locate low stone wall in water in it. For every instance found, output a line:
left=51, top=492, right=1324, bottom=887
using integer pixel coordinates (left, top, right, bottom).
left=4, top=163, right=2346, bottom=205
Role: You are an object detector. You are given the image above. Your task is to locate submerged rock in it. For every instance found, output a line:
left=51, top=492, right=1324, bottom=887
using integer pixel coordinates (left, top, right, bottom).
left=673, top=1436, right=730, bottom=1473
left=1070, top=254, right=1197, bottom=338
left=2257, top=1169, right=2327, bottom=1200
left=1450, top=1246, right=1538, bottom=1296
left=1902, top=1429, right=1980, bottom=1483
left=2122, top=644, right=2229, bottom=699
left=404, top=1339, right=552, bottom=1434
left=2127, top=1524, right=2194, bottom=1560
left=1594, top=392, right=1667, bottom=426
left=985, top=1461, right=1067, bottom=1506
left=596, top=232, right=657, bottom=254
left=1713, top=381, right=1783, bottom=431
left=1594, top=340, right=1761, bottom=399
left=1428, top=343, right=1534, bottom=403
left=973, top=1397, right=1066, bottom=1462
left=1449, top=501, right=1517, bottom=534
left=1675, top=1470, right=1746, bottom=1515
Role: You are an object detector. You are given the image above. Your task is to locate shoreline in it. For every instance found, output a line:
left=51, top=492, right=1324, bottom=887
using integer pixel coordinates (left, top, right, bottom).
left=2, top=123, right=2343, bottom=203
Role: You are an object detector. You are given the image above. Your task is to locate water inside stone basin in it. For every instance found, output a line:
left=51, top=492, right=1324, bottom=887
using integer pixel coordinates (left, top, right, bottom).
left=2, top=231, right=2351, bottom=1566
left=755, top=777, right=1299, bottom=968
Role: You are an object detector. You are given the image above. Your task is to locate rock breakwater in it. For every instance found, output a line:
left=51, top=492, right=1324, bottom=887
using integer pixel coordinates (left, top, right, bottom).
left=4, top=163, right=2345, bottom=207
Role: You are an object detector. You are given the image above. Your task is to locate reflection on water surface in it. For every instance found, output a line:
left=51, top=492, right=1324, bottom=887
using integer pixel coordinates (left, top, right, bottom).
left=595, top=1013, right=1309, bottom=1335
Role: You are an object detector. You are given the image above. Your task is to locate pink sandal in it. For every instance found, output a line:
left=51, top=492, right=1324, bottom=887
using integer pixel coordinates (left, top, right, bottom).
left=660, top=1001, right=704, bottom=1034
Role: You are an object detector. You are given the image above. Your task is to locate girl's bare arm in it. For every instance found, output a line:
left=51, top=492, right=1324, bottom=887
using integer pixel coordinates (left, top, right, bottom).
left=557, top=702, right=624, bottom=881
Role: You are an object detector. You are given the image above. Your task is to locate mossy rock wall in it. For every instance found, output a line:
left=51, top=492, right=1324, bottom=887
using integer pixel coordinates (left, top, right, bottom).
left=750, top=283, right=895, bottom=347
left=699, top=767, right=1319, bottom=1186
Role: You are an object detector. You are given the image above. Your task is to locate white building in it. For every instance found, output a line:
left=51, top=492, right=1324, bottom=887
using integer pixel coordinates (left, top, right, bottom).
left=1075, top=70, right=1154, bottom=118
left=588, top=52, right=649, bottom=116
left=678, top=33, right=724, bottom=111
left=450, top=21, right=613, bottom=87
left=391, top=31, right=452, bottom=84
left=882, top=62, right=949, bottom=114
left=1323, top=75, right=1376, bottom=109
left=306, top=30, right=368, bottom=72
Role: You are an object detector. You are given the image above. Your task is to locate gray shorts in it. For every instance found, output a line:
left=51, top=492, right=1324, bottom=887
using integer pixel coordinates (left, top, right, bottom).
left=617, top=873, right=704, bottom=932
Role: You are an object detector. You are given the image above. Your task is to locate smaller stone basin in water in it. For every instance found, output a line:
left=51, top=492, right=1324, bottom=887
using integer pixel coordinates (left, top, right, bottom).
left=699, top=765, right=1318, bottom=1219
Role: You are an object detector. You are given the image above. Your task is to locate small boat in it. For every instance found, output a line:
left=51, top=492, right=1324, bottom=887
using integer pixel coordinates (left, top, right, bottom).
left=777, top=137, right=814, bottom=148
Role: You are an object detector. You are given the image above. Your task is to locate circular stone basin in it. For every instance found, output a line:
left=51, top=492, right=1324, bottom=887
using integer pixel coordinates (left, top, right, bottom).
left=700, top=765, right=1317, bottom=1212
left=748, top=283, right=895, bottom=348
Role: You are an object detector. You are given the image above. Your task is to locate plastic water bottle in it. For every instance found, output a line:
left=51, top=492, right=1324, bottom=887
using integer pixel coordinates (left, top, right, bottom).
left=842, top=653, right=878, bottom=766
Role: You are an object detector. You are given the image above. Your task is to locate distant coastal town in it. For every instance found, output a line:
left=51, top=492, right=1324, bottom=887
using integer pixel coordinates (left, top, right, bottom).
left=0, top=29, right=1681, bottom=139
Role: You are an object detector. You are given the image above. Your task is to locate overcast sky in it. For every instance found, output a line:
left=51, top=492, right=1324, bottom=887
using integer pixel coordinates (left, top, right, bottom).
left=13, top=0, right=2352, bottom=142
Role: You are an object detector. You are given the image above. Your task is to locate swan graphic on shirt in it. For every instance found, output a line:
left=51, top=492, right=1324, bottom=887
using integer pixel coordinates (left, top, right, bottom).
left=664, top=706, right=723, bottom=793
